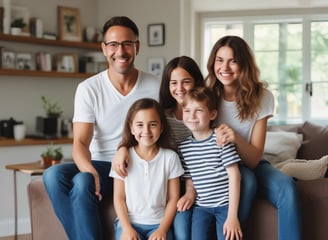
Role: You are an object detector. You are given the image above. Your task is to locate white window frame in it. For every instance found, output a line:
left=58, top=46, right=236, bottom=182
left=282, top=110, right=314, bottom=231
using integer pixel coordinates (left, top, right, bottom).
left=199, top=10, right=328, bottom=124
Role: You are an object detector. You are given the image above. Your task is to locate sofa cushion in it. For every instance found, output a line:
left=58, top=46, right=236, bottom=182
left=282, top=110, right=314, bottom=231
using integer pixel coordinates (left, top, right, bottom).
left=297, top=121, right=328, bottom=159
left=275, top=155, right=328, bottom=180
left=263, top=131, right=303, bottom=165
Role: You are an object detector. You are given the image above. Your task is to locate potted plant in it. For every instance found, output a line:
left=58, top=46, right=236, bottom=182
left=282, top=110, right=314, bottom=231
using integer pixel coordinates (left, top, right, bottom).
left=41, top=144, right=63, bottom=167
left=11, top=18, right=26, bottom=35
left=41, top=96, right=63, bottom=118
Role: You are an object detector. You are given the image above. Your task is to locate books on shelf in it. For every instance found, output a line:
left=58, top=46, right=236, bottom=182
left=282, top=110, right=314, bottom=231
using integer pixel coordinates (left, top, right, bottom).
left=36, top=52, right=51, bottom=71
left=29, top=17, right=43, bottom=38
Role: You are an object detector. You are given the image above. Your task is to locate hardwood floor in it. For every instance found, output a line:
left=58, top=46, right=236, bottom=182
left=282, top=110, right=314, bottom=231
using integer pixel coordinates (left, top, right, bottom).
left=0, top=234, right=31, bottom=240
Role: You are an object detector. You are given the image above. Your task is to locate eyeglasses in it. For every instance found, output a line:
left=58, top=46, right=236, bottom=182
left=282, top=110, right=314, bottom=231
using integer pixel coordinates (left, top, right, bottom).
left=103, top=41, right=137, bottom=50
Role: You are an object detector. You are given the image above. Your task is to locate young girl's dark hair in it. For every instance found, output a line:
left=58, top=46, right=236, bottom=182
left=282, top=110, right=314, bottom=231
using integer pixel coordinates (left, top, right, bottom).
left=159, top=56, right=205, bottom=110
left=118, top=98, right=173, bottom=149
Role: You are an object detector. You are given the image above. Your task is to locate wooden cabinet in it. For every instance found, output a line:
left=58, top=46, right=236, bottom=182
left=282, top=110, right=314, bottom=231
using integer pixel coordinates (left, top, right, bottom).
left=0, top=33, right=102, bottom=78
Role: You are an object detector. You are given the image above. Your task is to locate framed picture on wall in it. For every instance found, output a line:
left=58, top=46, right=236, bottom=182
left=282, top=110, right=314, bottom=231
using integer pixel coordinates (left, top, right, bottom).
left=57, top=6, right=82, bottom=42
left=147, top=57, right=165, bottom=77
left=147, top=23, right=165, bottom=46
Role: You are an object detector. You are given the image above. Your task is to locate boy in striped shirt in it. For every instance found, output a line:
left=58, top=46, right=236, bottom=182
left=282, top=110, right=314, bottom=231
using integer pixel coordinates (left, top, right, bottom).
left=177, top=86, right=243, bottom=240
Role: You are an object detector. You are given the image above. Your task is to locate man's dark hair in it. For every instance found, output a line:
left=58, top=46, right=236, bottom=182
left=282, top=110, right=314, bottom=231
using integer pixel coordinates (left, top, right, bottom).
left=102, top=16, right=139, bottom=38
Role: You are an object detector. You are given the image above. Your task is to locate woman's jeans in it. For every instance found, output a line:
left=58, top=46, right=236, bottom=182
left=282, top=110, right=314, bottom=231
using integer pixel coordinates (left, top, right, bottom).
left=114, top=219, right=174, bottom=240
left=241, top=160, right=301, bottom=240
left=42, top=161, right=112, bottom=240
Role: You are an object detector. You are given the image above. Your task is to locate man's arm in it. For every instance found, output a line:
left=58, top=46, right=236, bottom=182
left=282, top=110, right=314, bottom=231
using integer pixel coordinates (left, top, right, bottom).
left=72, top=122, right=102, bottom=200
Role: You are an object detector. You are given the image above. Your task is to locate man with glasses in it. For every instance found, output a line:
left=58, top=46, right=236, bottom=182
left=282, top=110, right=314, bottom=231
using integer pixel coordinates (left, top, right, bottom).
left=43, top=16, right=160, bottom=240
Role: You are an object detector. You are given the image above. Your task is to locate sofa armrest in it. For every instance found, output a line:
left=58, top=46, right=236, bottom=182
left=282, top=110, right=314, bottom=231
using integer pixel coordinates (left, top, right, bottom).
left=27, top=177, right=67, bottom=240
left=297, top=178, right=328, bottom=240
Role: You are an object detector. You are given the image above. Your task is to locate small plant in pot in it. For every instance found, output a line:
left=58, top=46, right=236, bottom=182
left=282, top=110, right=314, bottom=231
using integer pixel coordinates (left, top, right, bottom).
left=11, top=18, right=26, bottom=35
left=41, top=96, right=63, bottom=118
left=41, top=145, right=63, bottom=167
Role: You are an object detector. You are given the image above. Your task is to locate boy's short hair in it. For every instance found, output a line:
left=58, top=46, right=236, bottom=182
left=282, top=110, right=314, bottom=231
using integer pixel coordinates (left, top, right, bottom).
left=183, top=86, right=219, bottom=111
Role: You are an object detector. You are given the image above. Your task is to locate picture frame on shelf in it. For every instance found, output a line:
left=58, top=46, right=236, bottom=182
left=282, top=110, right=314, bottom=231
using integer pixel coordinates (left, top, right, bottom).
left=1, top=50, right=15, bottom=69
left=147, top=23, right=165, bottom=46
left=147, top=57, right=165, bottom=77
left=57, top=6, right=82, bottom=42
left=16, top=52, right=32, bottom=70
left=55, top=53, right=78, bottom=73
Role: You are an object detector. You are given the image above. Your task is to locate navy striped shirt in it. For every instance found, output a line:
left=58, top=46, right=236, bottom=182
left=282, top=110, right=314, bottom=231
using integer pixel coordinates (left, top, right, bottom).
left=178, top=130, right=241, bottom=207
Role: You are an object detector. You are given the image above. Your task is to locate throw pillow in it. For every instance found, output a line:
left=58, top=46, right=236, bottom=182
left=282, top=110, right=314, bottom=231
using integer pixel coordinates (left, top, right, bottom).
left=297, top=121, right=328, bottom=159
left=263, top=131, right=303, bottom=165
left=275, top=155, right=328, bottom=180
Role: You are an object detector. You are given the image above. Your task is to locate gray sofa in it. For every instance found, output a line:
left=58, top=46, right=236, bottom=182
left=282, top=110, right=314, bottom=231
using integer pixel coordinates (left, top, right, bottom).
left=28, top=121, right=328, bottom=240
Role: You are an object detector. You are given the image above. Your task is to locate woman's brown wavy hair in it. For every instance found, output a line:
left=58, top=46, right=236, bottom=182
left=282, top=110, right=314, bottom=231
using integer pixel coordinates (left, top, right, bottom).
left=205, top=35, right=264, bottom=121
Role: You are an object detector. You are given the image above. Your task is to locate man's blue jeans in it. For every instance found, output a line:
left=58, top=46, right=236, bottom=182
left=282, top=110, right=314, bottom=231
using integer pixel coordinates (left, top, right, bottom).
left=240, top=160, right=301, bottom=240
left=114, top=219, right=174, bottom=240
left=191, top=205, right=228, bottom=240
left=42, top=161, right=112, bottom=240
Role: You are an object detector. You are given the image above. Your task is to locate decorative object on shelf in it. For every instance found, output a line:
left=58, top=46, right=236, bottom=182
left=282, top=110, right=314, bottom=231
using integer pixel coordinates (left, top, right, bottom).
left=29, top=17, right=43, bottom=38
left=10, top=5, right=30, bottom=36
left=57, top=6, right=82, bottom=42
left=41, top=95, right=63, bottom=118
left=84, top=26, right=97, bottom=42
left=10, top=17, right=25, bottom=35
left=13, top=123, right=26, bottom=141
left=35, top=51, right=52, bottom=71
left=1, top=49, right=15, bottom=69
left=2, top=0, right=11, bottom=34
left=15, top=52, right=32, bottom=70
left=41, top=144, right=63, bottom=167
left=55, top=53, right=78, bottom=72
left=147, top=23, right=165, bottom=46
left=147, top=57, right=165, bottom=77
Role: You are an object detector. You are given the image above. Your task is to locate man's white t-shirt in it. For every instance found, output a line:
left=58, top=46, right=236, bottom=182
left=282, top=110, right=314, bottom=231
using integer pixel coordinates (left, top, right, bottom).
left=73, top=70, right=160, bottom=162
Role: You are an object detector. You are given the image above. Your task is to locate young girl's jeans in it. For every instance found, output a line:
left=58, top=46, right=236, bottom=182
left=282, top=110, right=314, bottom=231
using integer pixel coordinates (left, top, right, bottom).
left=114, top=219, right=174, bottom=240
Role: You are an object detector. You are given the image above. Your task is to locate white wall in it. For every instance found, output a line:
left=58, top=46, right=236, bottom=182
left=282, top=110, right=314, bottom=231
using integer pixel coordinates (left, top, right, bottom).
left=192, top=0, right=328, bottom=11
left=0, top=0, right=98, bottom=133
left=96, top=0, right=181, bottom=72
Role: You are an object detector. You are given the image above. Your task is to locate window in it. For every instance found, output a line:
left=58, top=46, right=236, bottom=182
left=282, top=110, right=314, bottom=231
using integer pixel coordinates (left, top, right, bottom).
left=201, top=13, right=328, bottom=124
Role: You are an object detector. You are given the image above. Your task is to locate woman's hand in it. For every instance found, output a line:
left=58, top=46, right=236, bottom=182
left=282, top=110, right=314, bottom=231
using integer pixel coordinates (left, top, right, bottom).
left=112, top=147, right=129, bottom=177
left=215, top=124, right=237, bottom=146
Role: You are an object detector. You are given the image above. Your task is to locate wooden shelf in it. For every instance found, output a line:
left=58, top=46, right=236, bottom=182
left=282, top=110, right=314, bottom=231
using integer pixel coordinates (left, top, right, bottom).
left=0, top=33, right=103, bottom=78
left=0, top=33, right=101, bottom=50
left=0, top=137, right=73, bottom=147
left=0, top=68, right=94, bottom=78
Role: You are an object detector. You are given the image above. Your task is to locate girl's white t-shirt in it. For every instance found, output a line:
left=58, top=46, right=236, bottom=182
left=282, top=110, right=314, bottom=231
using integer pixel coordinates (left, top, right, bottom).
left=109, top=147, right=184, bottom=224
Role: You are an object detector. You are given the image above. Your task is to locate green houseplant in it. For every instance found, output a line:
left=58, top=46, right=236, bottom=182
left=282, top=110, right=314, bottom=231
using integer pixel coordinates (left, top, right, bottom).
left=41, top=144, right=63, bottom=167
left=10, top=18, right=27, bottom=35
left=11, top=18, right=26, bottom=28
left=41, top=96, right=63, bottom=118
